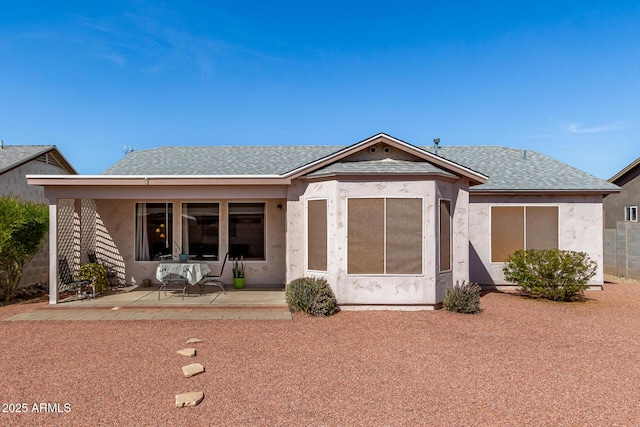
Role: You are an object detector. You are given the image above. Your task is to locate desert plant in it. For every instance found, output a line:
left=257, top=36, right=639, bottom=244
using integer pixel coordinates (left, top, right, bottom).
left=232, top=256, right=245, bottom=278
left=286, top=277, right=338, bottom=317
left=444, top=280, right=482, bottom=314
left=0, top=197, right=49, bottom=301
left=503, top=249, right=597, bottom=301
left=78, top=263, right=108, bottom=294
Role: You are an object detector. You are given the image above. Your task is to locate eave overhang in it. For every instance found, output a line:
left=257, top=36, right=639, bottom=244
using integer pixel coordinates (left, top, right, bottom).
left=27, top=174, right=292, bottom=186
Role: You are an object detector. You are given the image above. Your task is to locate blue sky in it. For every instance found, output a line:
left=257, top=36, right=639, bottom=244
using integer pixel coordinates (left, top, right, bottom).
left=1, top=1, right=638, bottom=179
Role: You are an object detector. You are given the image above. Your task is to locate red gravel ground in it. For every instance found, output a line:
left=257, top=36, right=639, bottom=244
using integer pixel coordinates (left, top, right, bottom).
left=1, top=282, right=639, bottom=426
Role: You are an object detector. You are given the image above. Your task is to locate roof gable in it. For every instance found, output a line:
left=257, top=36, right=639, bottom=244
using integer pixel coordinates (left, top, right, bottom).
left=609, top=157, right=640, bottom=185
left=0, top=145, right=77, bottom=175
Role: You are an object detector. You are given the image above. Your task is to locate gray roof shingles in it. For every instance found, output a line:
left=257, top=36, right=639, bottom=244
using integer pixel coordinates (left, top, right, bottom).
left=0, top=145, right=56, bottom=174
left=103, top=143, right=618, bottom=192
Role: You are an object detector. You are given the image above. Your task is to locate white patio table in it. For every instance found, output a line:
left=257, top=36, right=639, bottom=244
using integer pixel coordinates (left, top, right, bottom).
left=156, top=261, right=211, bottom=300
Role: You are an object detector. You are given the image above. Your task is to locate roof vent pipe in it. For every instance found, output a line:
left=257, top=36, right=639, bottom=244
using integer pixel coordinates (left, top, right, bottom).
left=433, top=138, right=440, bottom=155
left=523, top=149, right=527, bottom=160
left=1, top=139, right=3, bottom=149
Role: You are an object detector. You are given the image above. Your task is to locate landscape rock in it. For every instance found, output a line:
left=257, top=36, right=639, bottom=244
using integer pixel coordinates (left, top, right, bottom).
left=186, top=338, right=203, bottom=344
left=182, top=363, right=205, bottom=378
left=177, top=348, right=196, bottom=357
left=175, top=391, right=204, bottom=408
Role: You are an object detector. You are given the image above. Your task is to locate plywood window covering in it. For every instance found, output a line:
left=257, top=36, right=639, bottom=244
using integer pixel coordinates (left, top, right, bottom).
left=348, top=198, right=422, bottom=275
left=307, top=199, right=328, bottom=271
left=439, top=200, right=452, bottom=272
left=491, top=206, right=558, bottom=262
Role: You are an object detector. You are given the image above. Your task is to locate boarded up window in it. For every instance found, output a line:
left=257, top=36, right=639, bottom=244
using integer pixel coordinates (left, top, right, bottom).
left=348, top=198, right=422, bottom=274
left=439, top=200, right=452, bottom=271
left=526, top=206, right=558, bottom=250
left=308, top=199, right=328, bottom=271
left=386, top=198, right=422, bottom=274
left=491, top=207, right=525, bottom=262
left=348, top=198, right=385, bottom=274
left=491, top=206, right=559, bottom=262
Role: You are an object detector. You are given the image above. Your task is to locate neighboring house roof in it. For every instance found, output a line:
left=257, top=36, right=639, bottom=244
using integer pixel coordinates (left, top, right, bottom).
left=422, top=146, right=620, bottom=193
left=609, top=157, right=640, bottom=184
left=0, top=145, right=77, bottom=175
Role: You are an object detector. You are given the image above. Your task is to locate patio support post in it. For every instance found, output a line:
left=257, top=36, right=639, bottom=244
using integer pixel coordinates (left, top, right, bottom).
left=48, top=199, right=58, bottom=304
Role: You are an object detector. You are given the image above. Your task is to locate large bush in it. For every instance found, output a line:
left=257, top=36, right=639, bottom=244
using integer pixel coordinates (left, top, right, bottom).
left=0, top=197, right=48, bottom=301
left=285, top=277, right=338, bottom=317
left=444, top=280, right=482, bottom=314
left=503, top=249, right=597, bottom=301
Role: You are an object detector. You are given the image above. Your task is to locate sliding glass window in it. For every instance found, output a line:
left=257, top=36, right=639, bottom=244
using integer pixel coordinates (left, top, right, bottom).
left=182, top=203, right=219, bottom=260
left=135, top=202, right=173, bottom=261
left=228, top=203, right=265, bottom=260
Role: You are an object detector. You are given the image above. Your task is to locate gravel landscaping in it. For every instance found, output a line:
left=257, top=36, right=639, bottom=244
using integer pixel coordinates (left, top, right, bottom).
left=1, top=281, right=639, bottom=426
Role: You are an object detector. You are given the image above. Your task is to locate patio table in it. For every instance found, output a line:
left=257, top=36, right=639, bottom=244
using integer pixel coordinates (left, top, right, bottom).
left=156, top=261, right=211, bottom=300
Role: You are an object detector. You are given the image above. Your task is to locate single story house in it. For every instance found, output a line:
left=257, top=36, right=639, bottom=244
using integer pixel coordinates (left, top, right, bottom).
left=0, top=143, right=77, bottom=289
left=603, top=156, right=640, bottom=279
left=28, top=133, right=619, bottom=308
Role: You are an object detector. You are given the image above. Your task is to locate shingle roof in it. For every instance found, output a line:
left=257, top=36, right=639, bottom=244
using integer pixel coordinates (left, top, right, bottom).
left=423, top=146, right=619, bottom=192
left=0, top=145, right=58, bottom=174
left=102, top=143, right=618, bottom=193
left=103, top=146, right=344, bottom=175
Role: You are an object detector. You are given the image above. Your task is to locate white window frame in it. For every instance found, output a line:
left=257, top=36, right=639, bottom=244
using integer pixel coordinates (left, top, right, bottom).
left=438, top=198, right=452, bottom=273
left=625, top=206, right=638, bottom=222
left=345, top=196, right=424, bottom=276
left=489, top=205, right=560, bottom=263
left=306, top=198, right=329, bottom=273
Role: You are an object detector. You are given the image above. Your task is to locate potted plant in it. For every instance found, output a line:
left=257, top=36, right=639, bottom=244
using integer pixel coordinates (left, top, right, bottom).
left=174, top=242, right=189, bottom=262
left=232, top=256, right=245, bottom=289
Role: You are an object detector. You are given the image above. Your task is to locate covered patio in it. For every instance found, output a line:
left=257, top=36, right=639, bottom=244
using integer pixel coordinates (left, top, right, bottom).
left=58, top=284, right=287, bottom=308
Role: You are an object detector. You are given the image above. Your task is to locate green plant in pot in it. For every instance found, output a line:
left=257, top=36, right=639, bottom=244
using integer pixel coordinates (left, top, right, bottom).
left=78, top=263, right=108, bottom=295
left=232, top=256, right=245, bottom=289
left=174, top=242, right=189, bottom=262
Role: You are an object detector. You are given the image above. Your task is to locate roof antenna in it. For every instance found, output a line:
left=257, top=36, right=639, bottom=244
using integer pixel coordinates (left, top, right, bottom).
left=433, top=138, right=440, bottom=155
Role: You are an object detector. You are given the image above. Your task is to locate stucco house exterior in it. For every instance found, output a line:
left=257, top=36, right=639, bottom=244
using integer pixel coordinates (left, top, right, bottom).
left=0, top=144, right=77, bottom=288
left=603, top=157, right=640, bottom=279
left=28, top=133, right=619, bottom=308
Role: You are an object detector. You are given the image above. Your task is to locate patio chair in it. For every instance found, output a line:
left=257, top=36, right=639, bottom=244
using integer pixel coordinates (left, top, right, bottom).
left=58, top=257, right=93, bottom=300
left=202, top=252, right=228, bottom=296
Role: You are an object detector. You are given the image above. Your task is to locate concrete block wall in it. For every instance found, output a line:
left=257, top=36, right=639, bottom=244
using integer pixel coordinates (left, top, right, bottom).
left=604, top=221, right=640, bottom=280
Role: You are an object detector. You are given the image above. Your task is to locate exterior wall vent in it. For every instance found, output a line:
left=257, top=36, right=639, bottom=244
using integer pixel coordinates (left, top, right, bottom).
left=383, top=146, right=391, bottom=154
left=369, top=146, right=377, bottom=154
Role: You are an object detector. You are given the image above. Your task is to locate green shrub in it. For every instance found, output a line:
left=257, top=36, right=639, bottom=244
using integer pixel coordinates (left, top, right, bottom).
left=285, top=277, right=338, bottom=317
left=444, top=280, right=482, bottom=314
left=503, top=249, right=597, bottom=301
left=78, top=263, right=108, bottom=294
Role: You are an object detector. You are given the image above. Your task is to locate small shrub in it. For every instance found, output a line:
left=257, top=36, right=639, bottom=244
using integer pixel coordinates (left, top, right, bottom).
left=503, top=249, right=597, bottom=301
left=444, top=280, right=482, bottom=314
left=286, top=277, right=338, bottom=317
left=78, top=263, right=108, bottom=294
